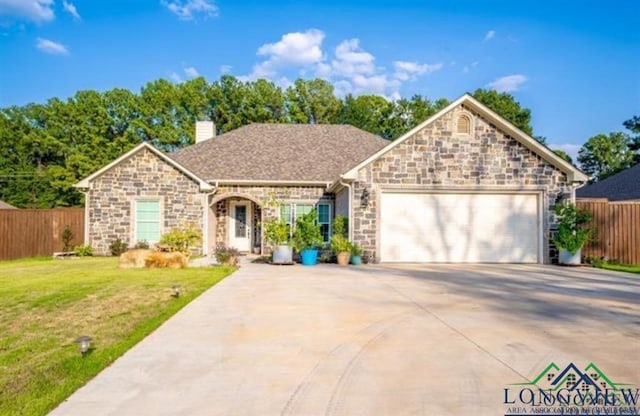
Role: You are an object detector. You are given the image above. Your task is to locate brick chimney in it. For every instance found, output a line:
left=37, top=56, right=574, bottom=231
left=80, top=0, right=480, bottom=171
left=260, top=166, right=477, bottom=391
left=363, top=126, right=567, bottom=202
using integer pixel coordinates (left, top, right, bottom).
left=195, top=121, right=215, bottom=143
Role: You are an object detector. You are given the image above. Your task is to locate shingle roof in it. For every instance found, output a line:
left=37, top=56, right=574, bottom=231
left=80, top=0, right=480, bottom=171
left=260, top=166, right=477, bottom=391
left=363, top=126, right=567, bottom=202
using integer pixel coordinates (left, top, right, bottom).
left=0, top=200, right=16, bottom=209
left=576, top=163, right=640, bottom=201
left=170, top=123, right=390, bottom=182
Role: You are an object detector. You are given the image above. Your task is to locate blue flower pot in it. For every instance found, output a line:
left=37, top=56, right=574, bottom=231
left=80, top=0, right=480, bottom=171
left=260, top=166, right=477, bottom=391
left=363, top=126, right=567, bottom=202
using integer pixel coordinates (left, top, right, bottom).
left=300, top=249, right=318, bottom=266
left=350, top=255, right=362, bottom=265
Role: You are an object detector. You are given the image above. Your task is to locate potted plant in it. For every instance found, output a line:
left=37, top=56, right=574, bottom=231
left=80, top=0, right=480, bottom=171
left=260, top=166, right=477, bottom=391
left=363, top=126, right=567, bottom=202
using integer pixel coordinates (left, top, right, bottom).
left=330, top=215, right=351, bottom=266
left=262, top=217, right=292, bottom=264
left=293, top=209, right=324, bottom=266
left=552, top=202, right=593, bottom=265
left=350, top=243, right=363, bottom=265
left=331, top=234, right=352, bottom=266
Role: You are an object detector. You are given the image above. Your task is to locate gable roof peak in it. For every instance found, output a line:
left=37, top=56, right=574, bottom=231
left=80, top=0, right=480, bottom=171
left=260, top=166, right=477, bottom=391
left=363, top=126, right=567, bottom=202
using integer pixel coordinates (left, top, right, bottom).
left=341, top=93, right=588, bottom=183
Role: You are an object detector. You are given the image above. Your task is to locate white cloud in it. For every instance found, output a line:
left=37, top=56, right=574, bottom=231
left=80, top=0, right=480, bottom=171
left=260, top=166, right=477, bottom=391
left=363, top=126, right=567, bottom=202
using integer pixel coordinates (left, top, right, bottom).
left=393, top=60, right=443, bottom=81
left=244, top=29, right=442, bottom=99
left=219, top=64, right=232, bottom=74
left=0, top=0, right=54, bottom=23
left=184, top=66, right=199, bottom=77
left=169, top=67, right=200, bottom=82
left=35, top=37, right=69, bottom=55
left=62, top=1, right=80, bottom=21
left=161, top=0, right=218, bottom=21
left=484, top=30, right=495, bottom=41
left=329, top=39, right=375, bottom=77
left=486, top=74, right=527, bottom=92
left=321, top=38, right=406, bottom=97
left=549, top=143, right=581, bottom=162
left=247, top=29, right=325, bottom=78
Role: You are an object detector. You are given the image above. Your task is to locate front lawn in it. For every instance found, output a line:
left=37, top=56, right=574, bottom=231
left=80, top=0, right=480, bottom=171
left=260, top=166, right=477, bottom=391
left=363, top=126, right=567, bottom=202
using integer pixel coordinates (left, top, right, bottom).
left=0, top=257, right=235, bottom=416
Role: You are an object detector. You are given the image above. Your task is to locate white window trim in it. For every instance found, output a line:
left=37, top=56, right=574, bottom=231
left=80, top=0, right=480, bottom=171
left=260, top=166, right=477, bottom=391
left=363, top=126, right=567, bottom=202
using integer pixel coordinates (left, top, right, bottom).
left=132, top=198, right=164, bottom=245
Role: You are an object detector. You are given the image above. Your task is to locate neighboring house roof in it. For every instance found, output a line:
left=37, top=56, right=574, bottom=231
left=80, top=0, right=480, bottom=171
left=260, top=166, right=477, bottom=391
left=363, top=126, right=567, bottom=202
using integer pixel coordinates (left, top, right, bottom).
left=341, top=93, right=589, bottom=183
left=75, top=142, right=213, bottom=191
left=170, top=123, right=389, bottom=183
left=0, top=200, right=16, bottom=209
left=576, top=163, right=640, bottom=201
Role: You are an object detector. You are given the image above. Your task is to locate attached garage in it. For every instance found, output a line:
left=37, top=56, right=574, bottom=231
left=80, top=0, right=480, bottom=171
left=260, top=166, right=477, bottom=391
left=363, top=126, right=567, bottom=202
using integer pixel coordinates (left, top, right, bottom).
left=379, top=192, right=541, bottom=263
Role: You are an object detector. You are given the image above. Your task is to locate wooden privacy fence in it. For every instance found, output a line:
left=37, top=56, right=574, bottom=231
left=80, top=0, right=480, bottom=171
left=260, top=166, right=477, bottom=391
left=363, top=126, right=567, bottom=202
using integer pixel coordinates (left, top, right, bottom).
left=577, top=198, right=640, bottom=265
left=0, top=208, right=84, bottom=260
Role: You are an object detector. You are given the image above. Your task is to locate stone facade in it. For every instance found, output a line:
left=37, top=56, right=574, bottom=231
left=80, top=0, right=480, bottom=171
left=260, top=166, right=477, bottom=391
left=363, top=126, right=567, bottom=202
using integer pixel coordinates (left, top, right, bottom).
left=351, top=104, right=571, bottom=263
left=209, top=185, right=333, bottom=253
left=88, top=147, right=204, bottom=255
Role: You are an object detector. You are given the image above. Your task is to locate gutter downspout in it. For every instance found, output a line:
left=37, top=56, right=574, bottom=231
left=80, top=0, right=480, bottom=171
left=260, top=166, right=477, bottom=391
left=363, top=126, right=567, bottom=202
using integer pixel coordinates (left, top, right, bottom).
left=571, top=180, right=589, bottom=203
left=338, top=178, right=353, bottom=241
left=202, top=182, right=218, bottom=257
left=78, top=188, right=90, bottom=246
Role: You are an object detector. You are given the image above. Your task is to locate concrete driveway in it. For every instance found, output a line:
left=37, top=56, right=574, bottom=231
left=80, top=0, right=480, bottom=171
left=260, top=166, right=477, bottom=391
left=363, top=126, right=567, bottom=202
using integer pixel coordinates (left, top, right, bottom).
left=50, top=262, right=640, bottom=415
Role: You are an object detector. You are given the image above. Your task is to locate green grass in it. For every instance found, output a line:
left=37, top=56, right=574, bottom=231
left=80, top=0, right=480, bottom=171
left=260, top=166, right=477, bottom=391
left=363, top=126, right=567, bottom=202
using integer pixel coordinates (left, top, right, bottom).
left=0, top=257, right=235, bottom=415
left=596, top=263, right=640, bottom=274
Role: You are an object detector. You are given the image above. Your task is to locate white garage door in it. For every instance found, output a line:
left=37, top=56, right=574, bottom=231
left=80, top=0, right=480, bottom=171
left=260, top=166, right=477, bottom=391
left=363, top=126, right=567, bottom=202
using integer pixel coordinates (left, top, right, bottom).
left=380, top=192, right=540, bottom=263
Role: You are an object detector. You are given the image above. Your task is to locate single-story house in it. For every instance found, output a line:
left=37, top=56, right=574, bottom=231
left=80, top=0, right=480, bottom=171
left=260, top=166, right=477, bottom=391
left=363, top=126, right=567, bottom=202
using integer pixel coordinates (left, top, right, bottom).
left=576, top=163, right=640, bottom=201
left=75, top=94, right=588, bottom=263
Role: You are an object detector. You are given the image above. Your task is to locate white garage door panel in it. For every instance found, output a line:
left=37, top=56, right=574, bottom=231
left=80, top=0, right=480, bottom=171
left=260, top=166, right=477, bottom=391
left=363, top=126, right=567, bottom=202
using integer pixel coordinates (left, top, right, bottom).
left=380, top=193, right=539, bottom=263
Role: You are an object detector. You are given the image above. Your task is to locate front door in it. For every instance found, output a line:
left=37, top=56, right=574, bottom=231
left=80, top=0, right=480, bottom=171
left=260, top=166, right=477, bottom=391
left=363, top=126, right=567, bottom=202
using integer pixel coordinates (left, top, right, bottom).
left=229, top=201, right=251, bottom=252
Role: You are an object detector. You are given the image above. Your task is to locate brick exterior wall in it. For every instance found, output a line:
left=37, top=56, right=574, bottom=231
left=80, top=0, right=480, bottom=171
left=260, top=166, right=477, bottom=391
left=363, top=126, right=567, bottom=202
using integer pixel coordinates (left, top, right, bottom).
left=352, top=104, right=572, bottom=263
left=210, top=185, right=334, bottom=253
left=87, top=147, right=204, bottom=255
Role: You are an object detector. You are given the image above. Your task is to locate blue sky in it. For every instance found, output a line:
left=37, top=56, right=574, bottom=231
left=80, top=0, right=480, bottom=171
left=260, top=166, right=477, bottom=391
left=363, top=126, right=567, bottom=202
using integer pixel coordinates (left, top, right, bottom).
left=0, top=0, right=638, bottom=159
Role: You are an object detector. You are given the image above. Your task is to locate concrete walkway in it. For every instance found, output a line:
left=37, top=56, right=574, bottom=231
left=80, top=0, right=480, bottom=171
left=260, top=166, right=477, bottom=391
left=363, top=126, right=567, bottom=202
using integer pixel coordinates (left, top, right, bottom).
left=50, top=262, right=640, bottom=415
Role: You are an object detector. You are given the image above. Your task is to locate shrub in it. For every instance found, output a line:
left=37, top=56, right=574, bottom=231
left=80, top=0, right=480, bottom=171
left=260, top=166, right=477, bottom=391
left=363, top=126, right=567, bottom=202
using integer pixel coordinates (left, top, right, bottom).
left=262, top=218, right=290, bottom=245
left=74, top=245, right=93, bottom=257
left=215, top=245, right=240, bottom=266
left=332, top=215, right=348, bottom=238
left=109, top=238, right=129, bottom=256
left=144, top=251, right=187, bottom=269
left=350, top=242, right=363, bottom=257
left=160, top=225, right=202, bottom=255
left=134, top=240, right=149, bottom=249
left=330, top=234, right=352, bottom=254
left=292, top=209, right=323, bottom=251
left=62, top=225, right=74, bottom=252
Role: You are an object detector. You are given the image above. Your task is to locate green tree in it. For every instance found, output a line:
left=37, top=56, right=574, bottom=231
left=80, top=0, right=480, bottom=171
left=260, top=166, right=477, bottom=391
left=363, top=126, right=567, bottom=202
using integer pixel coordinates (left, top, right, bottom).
left=209, top=75, right=249, bottom=132
left=577, top=132, right=633, bottom=181
left=472, top=89, right=533, bottom=135
left=340, top=94, right=393, bottom=138
left=623, top=115, right=640, bottom=162
left=553, top=149, right=573, bottom=164
left=285, top=78, right=342, bottom=124
left=244, top=79, right=286, bottom=123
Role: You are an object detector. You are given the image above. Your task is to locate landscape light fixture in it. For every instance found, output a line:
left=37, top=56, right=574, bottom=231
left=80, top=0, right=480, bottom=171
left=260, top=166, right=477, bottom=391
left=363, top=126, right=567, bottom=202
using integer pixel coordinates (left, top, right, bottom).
left=75, top=335, right=92, bottom=357
left=172, top=284, right=181, bottom=298
left=360, top=187, right=370, bottom=208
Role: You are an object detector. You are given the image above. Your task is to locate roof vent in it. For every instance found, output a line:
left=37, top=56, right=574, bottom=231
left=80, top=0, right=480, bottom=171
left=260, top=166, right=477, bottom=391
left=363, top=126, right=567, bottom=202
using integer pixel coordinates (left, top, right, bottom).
left=195, top=121, right=215, bottom=143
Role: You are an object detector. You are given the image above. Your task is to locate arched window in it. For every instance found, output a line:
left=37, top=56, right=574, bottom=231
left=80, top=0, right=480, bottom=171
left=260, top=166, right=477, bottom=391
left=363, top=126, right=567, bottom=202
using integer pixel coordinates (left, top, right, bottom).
left=457, top=114, right=471, bottom=135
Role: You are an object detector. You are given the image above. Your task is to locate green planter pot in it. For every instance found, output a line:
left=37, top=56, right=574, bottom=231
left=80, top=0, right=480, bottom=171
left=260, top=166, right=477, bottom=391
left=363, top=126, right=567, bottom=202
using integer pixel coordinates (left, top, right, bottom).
left=350, top=255, right=362, bottom=265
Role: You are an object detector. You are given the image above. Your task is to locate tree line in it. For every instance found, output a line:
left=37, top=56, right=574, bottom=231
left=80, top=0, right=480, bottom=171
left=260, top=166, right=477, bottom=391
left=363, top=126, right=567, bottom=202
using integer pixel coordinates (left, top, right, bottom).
left=0, top=75, right=636, bottom=208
